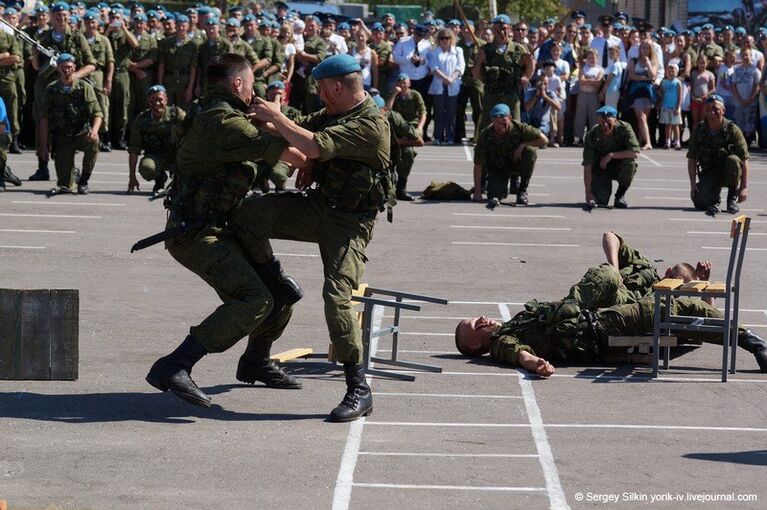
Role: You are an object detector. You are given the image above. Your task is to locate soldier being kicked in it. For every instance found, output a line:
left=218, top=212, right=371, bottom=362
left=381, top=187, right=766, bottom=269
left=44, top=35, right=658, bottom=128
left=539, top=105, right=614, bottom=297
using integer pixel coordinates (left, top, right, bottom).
left=127, top=84, right=185, bottom=198
left=38, top=53, right=102, bottom=195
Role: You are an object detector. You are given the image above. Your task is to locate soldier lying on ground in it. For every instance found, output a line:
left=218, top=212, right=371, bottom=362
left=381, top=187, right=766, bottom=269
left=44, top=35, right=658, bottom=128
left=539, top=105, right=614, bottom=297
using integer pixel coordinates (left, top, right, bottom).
left=455, top=233, right=767, bottom=376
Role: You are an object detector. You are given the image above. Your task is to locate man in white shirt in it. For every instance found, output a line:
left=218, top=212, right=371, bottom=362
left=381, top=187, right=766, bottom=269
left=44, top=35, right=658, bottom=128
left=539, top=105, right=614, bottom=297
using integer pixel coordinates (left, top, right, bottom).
left=590, top=15, right=626, bottom=68
left=321, top=16, right=348, bottom=56
left=393, top=24, right=433, bottom=138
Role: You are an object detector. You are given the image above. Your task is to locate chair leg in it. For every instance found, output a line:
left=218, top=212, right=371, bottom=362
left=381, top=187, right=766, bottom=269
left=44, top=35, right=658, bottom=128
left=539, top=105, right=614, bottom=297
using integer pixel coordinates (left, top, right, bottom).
left=653, top=292, right=662, bottom=378
left=730, top=293, right=739, bottom=374
left=722, top=297, right=731, bottom=382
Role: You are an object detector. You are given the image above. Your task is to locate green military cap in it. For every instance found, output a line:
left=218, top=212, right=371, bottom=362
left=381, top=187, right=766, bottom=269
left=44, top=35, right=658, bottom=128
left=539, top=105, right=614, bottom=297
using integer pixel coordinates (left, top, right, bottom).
left=311, top=54, right=361, bottom=80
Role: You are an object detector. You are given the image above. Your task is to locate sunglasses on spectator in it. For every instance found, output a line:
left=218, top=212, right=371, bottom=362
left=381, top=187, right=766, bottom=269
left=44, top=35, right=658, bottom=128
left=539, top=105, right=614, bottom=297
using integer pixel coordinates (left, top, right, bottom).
left=515, top=27, right=528, bottom=32
left=438, top=36, right=450, bottom=40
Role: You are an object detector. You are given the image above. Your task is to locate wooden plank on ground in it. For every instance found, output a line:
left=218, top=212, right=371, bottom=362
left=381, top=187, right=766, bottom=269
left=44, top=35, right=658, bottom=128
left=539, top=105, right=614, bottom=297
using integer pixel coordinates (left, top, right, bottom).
left=0, top=289, right=23, bottom=379
left=270, top=347, right=314, bottom=363
left=608, top=336, right=678, bottom=347
left=680, top=280, right=708, bottom=292
left=20, top=290, right=52, bottom=380
left=731, top=215, right=748, bottom=237
left=50, top=290, right=79, bottom=380
left=653, top=278, right=684, bottom=291
left=352, top=283, right=368, bottom=297
left=705, top=282, right=727, bottom=294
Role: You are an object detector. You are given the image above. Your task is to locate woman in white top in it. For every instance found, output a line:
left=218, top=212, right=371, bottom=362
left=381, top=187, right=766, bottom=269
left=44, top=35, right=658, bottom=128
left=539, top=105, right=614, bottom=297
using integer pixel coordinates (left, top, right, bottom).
left=351, top=29, right=378, bottom=90
left=427, top=28, right=465, bottom=144
left=628, top=40, right=659, bottom=150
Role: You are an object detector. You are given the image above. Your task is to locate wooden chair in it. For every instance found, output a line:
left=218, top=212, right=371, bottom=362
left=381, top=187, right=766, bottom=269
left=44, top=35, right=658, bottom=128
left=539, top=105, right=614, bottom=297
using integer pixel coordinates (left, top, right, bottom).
left=651, top=215, right=751, bottom=381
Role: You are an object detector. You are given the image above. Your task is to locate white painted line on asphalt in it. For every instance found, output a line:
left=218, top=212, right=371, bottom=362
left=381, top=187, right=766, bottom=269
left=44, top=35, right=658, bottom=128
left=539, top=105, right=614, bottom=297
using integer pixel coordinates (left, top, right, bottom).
left=10, top=160, right=128, bottom=168
left=634, top=187, right=688, bottom=191
left=366, top=421, right=767, bottom=432
left=452, top=213, right=565, bottom=218
left=463, top=144, right=472, bottom=161
left=365, top=421, right=529, bottom=427
left=92, top=171, right=128, bottom=176
left=453, top=242, right=580, bottom=248
left=399, top=332, right=452, bottom=336
left=273, top=252, right=320, bottom=258
left=688, top=231, right=767, bottom=236
left=372, top=392, right=523, bottom=399
left=352, top=483, right=546, bottom=492
left=703, top=246, right=767, bottom=251
left=12, top=200, right=125, bottom=207
left=88, top=180, right=129, bottom=184
left=537, top=158, right=583, bottom=163
left=0, top=213, right=101, bottom=219
left=499, top=303, right=512, bottom=321
left=358, top=452, right=537, bottom=458
left=375, top=349, right=455, bottom=354
left=639, top=153, right=662, bottom=167
left=450, top=225, right=571, bottom=231
left=670, top=217, right=767, bottom=223
left=332, top=306, right=383, bottom=510
left=0, top=245, right=45, bottom=250
left=518, top=371, right=569, bottom=510
left=0, top=229, right=75, bottom=234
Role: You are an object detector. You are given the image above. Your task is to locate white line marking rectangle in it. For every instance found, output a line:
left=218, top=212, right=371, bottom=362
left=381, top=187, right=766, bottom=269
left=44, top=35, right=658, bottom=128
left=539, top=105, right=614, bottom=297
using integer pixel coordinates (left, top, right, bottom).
left=450, top=225, right=571, bottom=231
left=358, top=452, right=537, bottom=458
left=372, top=392, right=523, bottom=399
left=463, top=144, right=472, bottom=161
left=352, top=483, right=546, bottom=492
left=0, top=245, right=45, bottom=250
left=453, top=242, right=580, bottom=248
left=0, top=229, right=75, bottom=234
left=0, top=213, right=101, bottom=219
left=703, top=247, right=767, bottom=251
left=452, top=213, right=565, bottom=218
left=11, top=200, right=125, bottom=207
left=639, top=153, right=662, bottom=167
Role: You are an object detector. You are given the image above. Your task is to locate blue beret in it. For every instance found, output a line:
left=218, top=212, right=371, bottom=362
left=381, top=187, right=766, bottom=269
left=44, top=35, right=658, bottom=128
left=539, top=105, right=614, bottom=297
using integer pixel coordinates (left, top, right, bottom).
left=33, top=4, right=48, bottom=13
left=184, top=7, right=196, bottom=15
left=163, top=13, right=175, bottom=21
left=434, top=19, right=445, bottom=27
left=228, top=6, right=242, bottom=13
left=701, top=23, right=714, bottom=30
left=147, top=10, right=158, bottom=19
left=714, top=28, right=722, bottom=34
left=382, top=12, right=395, bottom=19
left=267, top=80, right=285, bottom=91
left=69, top=15, right=80, bottom=23
left=197, top=6, right=212, bottom=16
left=97, top=2, right=109, bottom=8
left=147, top=84, right=166, bottom=95
left=615, top=11, right=629, bottom=21
left=581, top=23, right=592, bottom=30
left=372, top=94, right=385, bottom=109
left=132, top=13, right=147, bottom=22
left=304, top=15, right=319, bottom=23
left=259, top=18, right=271, bottom=27
left=613, top=22, right=623, bottom=30
left=492, top=14, right=511, bottom=25
left=51, top=2, right=71, bottom=13
left=226, top=17, right=240, bottom=27
left=692, top=26, right=702, bottom=34
left=132, top=2, right=144, bottom=10
left=572, top=10, right=586, bottom=18
left=706, top=94, right=725, bottom=104
left=596, top=105, right=618, bottom=117
left=723, top=25, right=734, bottom=31
left=414, top=24, right=428, bottom=35
left=242, top=14, right=255, bottom=23
left=203, top=17, right=219, bottom=26
left=312, top=54, right=361, bottom=80
left=528, top=27, right=538, bottom=34
left=490, top=103, right=511, bottom=117
left=275, top=1, right=288, bottom=8
left=337, top=22, right=350, bottom=31
left=211, top=7, right=221, bottom=17
left=111, top=3, right=124, bottom=10
left=371, top=22, right=384, bottom=32
left=397, top=72, right=409, bottom=81
left=5, top=7, right=17, bottom=15
left=57, top=53, right=75, bottom=65
left=447, top=19, right=460, bottom=27
left=735, top=26, right=747, bottom=35
left=544, top=18, right=556, bottom=25
left=176, top=14, right=188, bottom=23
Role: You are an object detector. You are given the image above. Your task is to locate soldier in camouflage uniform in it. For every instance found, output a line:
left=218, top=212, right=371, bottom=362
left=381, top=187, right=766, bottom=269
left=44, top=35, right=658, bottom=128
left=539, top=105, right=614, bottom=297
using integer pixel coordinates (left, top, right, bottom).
left=473, top=14, right=533, bottom=130
left=196, top=17, right=233, bottom=96
left=106, top=8, right=138, bottom=150
left=697, top=24, right=724, bottom=71
left=230, top=54, right=392, bottom=422
left=254, top=80, right=301, bottom=193
left=373, top=93, right=423, bottom=201
left=83, top=11, right=114, bottom=152
left=263, top=21, right=285, bottom=89
left=224, top=18, right=258, bottom=69
left=29, top=2, right=96, bottom=181
left=473, top=103, right=548, bottom=207
left=291, top=15, right=327, bottom=113
left=145, top=54, right=307, bottom=408
left=157, top=14, right=197, bottom=111
left=38, top=53, right=102, bottom=195
left=456, top=21, right=484, bottom=142
left=386, top=73, right=426, bottom=134
left=582, top=106, right=640, bottom=209
left=126, top=14, right=158, bottom=132
left=0, top=22, right=22, bottom=154
left=242, top=15, right=273, bottom=99
left=369, top=23, right=392, bottom=97
left=687, top=95, right=749, bottom=216
left=127, top=85, right=185, bottom=198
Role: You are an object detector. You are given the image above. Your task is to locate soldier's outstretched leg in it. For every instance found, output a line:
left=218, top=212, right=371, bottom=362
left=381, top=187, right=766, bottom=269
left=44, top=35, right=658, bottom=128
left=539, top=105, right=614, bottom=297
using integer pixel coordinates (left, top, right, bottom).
left=146, top=335, right=211, bottom=407
left=236, top=306, right=302, bottom=388
left=738, top=330, right=767, bottom=372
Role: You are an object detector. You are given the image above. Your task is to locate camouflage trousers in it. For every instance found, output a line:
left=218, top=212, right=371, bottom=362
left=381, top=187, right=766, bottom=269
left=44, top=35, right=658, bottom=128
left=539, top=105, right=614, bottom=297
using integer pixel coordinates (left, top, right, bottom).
left=565, top=264, right=637, bottom=311
left=138, top=154, right=172, bottom=182
left=94, top=88, right=109, bottom=134
left=52, top=132, right=98, bottom=189
left=109, top=70, right=130, bottom=132
left=230, top=190, right=376, bottom=364
left=255, top=160, right=290, bottom=191
left=485, top=146, right=537, bottom=200
left=397, top=147, right=416, bottom=181
left=166, top=221, right=279, bottom=353
left=164, top=74, right=193, bottom=111
left=590, top=158, right=637, bottom=206
left=693, top=155, right=742, bottom=210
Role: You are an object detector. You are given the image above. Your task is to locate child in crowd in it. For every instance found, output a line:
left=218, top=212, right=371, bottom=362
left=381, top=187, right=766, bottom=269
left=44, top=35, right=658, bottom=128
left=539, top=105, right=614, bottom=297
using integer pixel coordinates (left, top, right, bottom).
left=601, top=45, right=626, bottom=110
left=573, top=48, right=603, bottom=145
left=732, top=47, right=761, bottom=144
left=550, top=43, right=570, bottom=146
left=690, top=54, right=716, bottom=127
left=542, top=61, right=563, bottom=146
left=716, top=50, right=736, bottom=120
left=659, top=63, right=683, bottom=149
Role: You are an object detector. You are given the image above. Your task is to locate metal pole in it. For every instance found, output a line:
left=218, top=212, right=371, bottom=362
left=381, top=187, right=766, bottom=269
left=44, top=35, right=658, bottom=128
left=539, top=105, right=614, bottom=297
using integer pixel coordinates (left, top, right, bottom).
left=488, top=0, right=498, bottom=19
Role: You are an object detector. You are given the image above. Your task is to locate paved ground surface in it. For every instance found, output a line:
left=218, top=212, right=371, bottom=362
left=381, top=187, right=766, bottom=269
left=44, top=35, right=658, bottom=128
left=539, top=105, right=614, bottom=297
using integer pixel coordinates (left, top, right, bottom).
left=1, top=143, right=767, bottom=510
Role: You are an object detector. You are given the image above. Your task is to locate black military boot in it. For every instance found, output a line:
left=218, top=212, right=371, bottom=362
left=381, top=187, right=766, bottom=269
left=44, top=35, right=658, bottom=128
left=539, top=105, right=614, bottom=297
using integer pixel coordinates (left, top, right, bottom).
left=114, top=129, right=128, bottom=150
left=9, top=136, right=22, bottom=154
left=516, top=178, right=530, bottom=205
left=737, top=329, right=767, bottom=372
left=236, top=339, right=302, bottom=389
left=395, top=176, right=414, bottom=201
left=509, top=174, right=521, bottom=195
left=254, top=256, right=304, bottom=323
left=3, top=166, right=22, bottom=186
left=146, top=335, right=211, bottom=407
left=152, top=172, right=168, bottom=199
left=99, top=132, right=112, bottom=152
left=29, top=161, right=50, bottom=181
left=614, top=184, right=629, bottom=209
left=329, top=363, right=373, bottom=422
left=726, top=187, right=739, bottom=214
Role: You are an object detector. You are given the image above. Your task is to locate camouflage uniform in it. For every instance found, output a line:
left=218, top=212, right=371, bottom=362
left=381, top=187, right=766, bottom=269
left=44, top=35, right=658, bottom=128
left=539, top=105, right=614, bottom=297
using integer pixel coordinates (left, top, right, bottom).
left=87, top=32, right=114, bottom=134
left=686, top=118, right=748, bottom=210
left=249, top=34, right=273, bottom=99
left=254, top=104, right=301, bottom=192
left=230, top=95, right=392, bottom=364
left=582, top=120, right=641, bottom=206
left=158, top=37, right=198, bottom=110
left=229, top=37, right=258, bottom=67
left=478, top=41, right=529, bottom=128
left=456, top=38, right=484, bottom=141
left=391, top=88, right=426, bottom=131
left=291, top=35, right=327, bottom=113
left=370, top=39, right=392, bottom=96
left=39, top=78, right=102, bottom=190
left=164, top=84, right=288, bottom=353
left=386, top=108, right=419, bottom=195
left=0, top=31, right=22, bottom=137
left=474, top=120, right=541, bottom=200
left=128, top=34, right=158, bottom=128
left=197, top=38, right=233, bottom=93
left=128, top=105, right=186, bottom=187
left=698, top=42, right=724, bottom=70
left=109, top=29, right=133, bottom=136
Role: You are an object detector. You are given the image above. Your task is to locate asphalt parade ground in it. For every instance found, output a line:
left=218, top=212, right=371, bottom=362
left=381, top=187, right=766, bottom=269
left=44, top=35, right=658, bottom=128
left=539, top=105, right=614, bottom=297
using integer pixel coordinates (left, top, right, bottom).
left=1, top=143, right=766, bottom=510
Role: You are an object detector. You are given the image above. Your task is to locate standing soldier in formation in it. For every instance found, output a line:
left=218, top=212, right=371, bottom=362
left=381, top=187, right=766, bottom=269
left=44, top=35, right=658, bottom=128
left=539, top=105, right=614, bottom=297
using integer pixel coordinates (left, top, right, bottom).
left=106, top=7, right=138, bottom=151
left=196, top=17, right=233, bottom=96
left=126, top=13, right=157, bottom=131
left=473, top=14, right=533, bottom=128
left=373, top=93, right=423, bottom=201
left=687, top=95, right=750, bottom=216
left=29, top=1, right=95, bottom=181
left=0, top=17, right=22, bottom=154
left=386, top=73, right=426, bottom=136
left=582, top=106, right=640, bottom=209
left=38, top=53, right=102, bottom=195
left=292, top=15, right=327, bottom=113
left=225, top=18, right=258, bottom=70
left=369, top=22, right=392, bottom=97
left=83, top=11, right=114, bottom=152
left=243, top=15, right=272, bottom=98
left=157, top=14, right=197, bottom=111
left=0, top=95, right=22, bottom=191
left=473, top=103, right=548, bottom=207
left=127, top=84, right=185, bottom=198
left=456, top=20, right=484, bottom=142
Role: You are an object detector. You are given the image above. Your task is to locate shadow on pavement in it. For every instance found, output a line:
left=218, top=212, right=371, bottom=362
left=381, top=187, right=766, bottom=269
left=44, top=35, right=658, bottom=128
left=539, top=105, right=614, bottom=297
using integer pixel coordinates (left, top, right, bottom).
left=683, top=450, right=767, bottom=466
